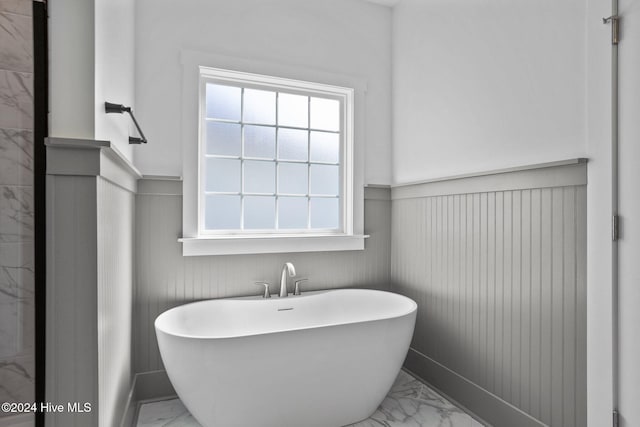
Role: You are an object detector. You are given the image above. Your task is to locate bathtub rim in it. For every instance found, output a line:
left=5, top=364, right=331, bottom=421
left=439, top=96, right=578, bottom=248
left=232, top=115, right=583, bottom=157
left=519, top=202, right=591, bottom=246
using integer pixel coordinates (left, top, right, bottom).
left=154, top=288, right=417, bottom=340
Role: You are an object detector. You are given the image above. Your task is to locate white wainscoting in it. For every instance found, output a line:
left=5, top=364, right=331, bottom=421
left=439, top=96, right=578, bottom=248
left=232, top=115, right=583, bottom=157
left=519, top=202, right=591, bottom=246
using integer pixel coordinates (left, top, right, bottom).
left=46, top=138, right=139, bottom=427
left=392, top=161, right=587, bottom=427
left=97, top=178, right=134, bottom=427
left=134, top=180, right=391, bottom=374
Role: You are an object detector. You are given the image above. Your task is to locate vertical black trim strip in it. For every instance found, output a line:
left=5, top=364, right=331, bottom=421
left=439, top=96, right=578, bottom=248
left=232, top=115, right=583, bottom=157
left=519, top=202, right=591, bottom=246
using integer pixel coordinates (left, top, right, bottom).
left=33, top=2, right=47, bottom=426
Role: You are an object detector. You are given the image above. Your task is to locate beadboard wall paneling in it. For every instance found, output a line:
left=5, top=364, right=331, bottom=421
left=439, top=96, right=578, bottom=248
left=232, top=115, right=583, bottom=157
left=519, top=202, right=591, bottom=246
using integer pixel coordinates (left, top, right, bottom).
left=97, top=178, right=134, bottom=427
left=134, top=181, right=391, bottom=374
left=46, top=139, right=139, bottom=427
left=45, top=175, right=99, bottom=427
left=391, top=164, right=586, bottom=427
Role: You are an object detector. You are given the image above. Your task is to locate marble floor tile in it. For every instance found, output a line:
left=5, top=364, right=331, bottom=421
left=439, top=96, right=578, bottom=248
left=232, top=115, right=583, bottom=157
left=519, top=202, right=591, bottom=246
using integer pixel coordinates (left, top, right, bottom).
left=136, top=399, right=199, bottom=427
left=135, top=371, right=486, bottom=427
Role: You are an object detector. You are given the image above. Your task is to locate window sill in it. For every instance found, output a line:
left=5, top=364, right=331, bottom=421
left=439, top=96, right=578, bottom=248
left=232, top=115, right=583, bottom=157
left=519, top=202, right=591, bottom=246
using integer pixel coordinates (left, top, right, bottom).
left=178, top=234, right=368, bottom=256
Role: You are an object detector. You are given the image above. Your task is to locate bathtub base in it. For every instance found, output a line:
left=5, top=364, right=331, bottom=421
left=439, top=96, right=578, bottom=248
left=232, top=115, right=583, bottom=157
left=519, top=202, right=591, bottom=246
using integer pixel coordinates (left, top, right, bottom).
left=155, top=289, right=417, bottom=427
left=158, top=317, right=414, bottom=427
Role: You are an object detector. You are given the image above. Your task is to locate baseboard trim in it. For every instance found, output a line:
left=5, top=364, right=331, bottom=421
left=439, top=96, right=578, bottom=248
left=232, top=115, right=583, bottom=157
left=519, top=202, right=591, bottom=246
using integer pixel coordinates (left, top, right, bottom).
left=120, top=370, right=176, bottom=427
left=405, top=348, right=547, bottom=427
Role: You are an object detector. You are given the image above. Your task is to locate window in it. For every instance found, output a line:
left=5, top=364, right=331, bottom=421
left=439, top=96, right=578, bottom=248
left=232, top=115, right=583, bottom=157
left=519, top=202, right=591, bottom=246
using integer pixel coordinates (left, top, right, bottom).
left=199, top=67, right=352, bottom=236
left=179, top=53, right=366, bottom=255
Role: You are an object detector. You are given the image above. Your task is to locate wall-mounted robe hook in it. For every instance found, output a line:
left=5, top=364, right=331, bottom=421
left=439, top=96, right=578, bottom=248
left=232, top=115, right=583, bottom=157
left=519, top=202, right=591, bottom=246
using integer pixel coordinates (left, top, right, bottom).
left=105, top=102, right=148, bottom=144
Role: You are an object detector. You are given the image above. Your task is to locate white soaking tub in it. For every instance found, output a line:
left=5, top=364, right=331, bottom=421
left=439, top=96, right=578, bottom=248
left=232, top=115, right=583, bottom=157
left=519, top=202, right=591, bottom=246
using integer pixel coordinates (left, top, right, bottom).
left=155, top=289, right=417, bottom=427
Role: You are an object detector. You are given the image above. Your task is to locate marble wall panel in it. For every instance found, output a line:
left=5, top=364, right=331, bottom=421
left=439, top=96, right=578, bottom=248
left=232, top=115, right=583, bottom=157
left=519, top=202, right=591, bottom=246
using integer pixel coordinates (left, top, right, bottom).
left=0, top=0, right=32, bottom=16
left=0, top=354, right=34, bottom=402
left=0, top=243, right=33, bottom=357
left=0, top=0, right=34, bottom=412
left=0, top=185, right=33, bottom=243
left=0, top=11, right=33, bottom=73
left=0, top=70, right=32, bottom=130
left=0, top=129, right=33, bottom=186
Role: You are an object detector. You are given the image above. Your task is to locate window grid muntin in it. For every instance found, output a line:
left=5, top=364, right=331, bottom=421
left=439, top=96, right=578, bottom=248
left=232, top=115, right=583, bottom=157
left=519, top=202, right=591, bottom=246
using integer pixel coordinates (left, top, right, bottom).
left=202, top=81, right=343, bottom=233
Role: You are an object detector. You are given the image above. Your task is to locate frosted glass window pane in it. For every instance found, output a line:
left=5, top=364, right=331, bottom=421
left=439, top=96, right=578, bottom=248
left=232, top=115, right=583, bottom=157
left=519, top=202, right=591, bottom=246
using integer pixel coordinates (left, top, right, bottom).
left=244, top=161, right=275, bottom=194
left=206, top=84, right=241, bottom=121
left=310, top=198, right=339, bottom=229
left=244, top=196, right=276, bottom=229
left=310, top=131, right=339, bottom=163
left=206, top=158, right=240, bottom=192
left=243, top=89, right=276, bottom=125
left=278, top=163, right=308, bottom=195
left=278, top=93, right=308, bottom=128
left=244, top=125, right=275, bottom=159
left=310, top=164, right=339, bottom=196
left=205, top=195, right=241, bottom=229
left=206, top=122, right=241, bottom=156
left=278, top=197, right=308, bottom=229
left=278, top=128, right=308, bottom=161
left=310, top=97, right=340, bottom=131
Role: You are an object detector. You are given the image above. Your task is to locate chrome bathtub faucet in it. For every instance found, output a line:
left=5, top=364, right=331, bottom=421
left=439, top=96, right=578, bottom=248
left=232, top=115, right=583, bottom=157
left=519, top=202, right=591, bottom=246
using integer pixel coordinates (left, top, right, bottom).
left=255, top=282, right=271, bottom=298
left=279, top=262, right=296, bottom=297
left=294, top=278, right=308, bottom=296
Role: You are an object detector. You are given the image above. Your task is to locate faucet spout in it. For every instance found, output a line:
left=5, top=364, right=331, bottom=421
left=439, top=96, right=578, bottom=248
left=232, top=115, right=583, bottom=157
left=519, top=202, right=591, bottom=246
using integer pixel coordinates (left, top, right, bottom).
left=279, top=262, right=296, bottom=297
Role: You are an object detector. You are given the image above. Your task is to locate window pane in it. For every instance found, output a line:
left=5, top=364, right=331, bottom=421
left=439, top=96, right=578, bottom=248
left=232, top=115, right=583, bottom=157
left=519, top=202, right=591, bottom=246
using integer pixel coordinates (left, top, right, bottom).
left=310, top=97, right=340, bottom=131
left=206, top=122, right=241, bottom=156
left=205, top=195, right=241, bottom=229
left=278, top=128, right=308, bottom=161
left=278, top=163, right=308, bottom=195
left=206, top=158, right=240, bottom=192
left=310, top=131, right=339, bottom=163
left=244, top=160, right=275, bottom=194
left=244, top=125, right=275, bottom=159
left=310, top=164, right=339, bottom=195
left=310, top=198, right=339, bottom=229
left=278, top=197, right=308, bottom=229
left=243, top=89, right=276, bottom=125
left=206, top=84, right=241, bottom=121
left=244, top=196, right=276, bottom=229
left=278, top=93, right=308, bottom=128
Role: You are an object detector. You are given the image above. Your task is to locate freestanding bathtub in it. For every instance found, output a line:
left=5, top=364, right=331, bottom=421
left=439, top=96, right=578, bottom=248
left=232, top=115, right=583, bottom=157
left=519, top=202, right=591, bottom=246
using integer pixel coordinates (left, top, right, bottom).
left=155, top=289, right=417, bottom=427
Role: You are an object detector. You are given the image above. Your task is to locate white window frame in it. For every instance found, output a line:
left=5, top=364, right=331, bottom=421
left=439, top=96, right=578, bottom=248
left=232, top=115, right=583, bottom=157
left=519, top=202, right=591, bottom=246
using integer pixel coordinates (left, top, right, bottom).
left=198, top=68, right=352, bottom=237
left=179, top=51, right=366, bottom=256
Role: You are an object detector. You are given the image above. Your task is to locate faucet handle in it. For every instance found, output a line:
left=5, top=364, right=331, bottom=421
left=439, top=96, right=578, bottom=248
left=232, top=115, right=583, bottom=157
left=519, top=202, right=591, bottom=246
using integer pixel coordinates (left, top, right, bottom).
left=254, top=282, right=271, bottom=298
left=293, top=278, right=308, bottom=296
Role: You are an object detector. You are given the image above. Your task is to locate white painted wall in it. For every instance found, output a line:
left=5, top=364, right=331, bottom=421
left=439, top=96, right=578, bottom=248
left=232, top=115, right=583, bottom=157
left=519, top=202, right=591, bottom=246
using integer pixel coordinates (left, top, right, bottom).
left=94, top=0, right=135, bottom=160
left=48, top=0, right=95, bottom=140
left=392, top=0, right=587, bottom=184
left=392, top=1, right=625, bottom=426
left=617, top=1, right=640, bottom=425
left=133, top=0, right=392, bottom=185
left=585, top=1, right=614, bottom=426
left=48, top=0, right=135, bottom=160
